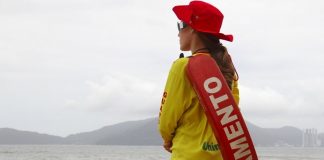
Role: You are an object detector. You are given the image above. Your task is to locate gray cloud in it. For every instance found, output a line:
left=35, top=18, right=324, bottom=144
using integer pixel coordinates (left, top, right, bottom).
left=65, top=72, right=161, bottom=114
left=1, top=0, right=323, bottom=136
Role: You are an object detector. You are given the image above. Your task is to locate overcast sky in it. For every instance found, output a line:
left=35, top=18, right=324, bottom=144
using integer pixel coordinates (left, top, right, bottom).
left=1, top=0, right=323, bottom=137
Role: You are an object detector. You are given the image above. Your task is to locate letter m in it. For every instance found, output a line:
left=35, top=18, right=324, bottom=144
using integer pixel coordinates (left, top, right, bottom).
left=230, top=137, right=252, bottom=160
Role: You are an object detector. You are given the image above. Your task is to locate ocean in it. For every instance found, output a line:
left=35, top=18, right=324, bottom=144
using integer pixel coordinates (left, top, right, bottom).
left=0, top=145, right=323, bottom=160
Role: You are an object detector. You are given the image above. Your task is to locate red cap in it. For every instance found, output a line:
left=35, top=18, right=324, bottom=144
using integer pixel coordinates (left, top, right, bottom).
left=173, top=1, right=233, bottom=42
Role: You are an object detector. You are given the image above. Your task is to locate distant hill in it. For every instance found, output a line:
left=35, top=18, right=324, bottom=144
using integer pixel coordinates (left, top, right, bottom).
left=65, top=118, right=162, bottom=145
left=0, top=118, right=319, bottom=147
left=97, top=118, right=162, bottom=145
left=0, top=128, right=65, bottom=144
left=248, top=123, right=303, bottom=147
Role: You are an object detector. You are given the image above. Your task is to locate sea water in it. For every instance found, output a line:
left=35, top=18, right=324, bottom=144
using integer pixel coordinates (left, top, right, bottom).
left=0, top=145, right=323, bottom=160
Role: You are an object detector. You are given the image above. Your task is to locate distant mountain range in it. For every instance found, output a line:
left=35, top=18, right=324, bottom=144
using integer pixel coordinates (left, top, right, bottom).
left=0, top=128, right=65, bottom=145
left=0, top=117, right=323, bottom=147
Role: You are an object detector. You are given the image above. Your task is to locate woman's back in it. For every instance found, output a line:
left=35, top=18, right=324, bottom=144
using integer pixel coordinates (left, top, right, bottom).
left=158, top=55, right=239, bottom=160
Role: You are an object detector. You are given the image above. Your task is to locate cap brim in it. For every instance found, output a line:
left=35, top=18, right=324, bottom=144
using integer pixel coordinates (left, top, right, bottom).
left=172, top=5, right=193, bottom=24
left=213, top=33, right=234, bottom=42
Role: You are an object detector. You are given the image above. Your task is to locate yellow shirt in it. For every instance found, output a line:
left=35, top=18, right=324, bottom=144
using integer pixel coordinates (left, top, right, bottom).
left=158, top=54, right=239, bottom=160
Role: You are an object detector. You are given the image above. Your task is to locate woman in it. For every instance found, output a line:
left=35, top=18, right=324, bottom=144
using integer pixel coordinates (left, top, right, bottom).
left=158, top=1, right=239, bottom=159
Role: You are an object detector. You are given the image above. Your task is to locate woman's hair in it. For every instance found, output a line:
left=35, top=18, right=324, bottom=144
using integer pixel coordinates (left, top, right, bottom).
left=198, top=32, right=238, bottom=89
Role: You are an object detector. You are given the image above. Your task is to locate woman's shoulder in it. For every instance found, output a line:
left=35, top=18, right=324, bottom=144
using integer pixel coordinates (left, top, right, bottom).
left=173, top=57, right=189, bottom=65
left=170, top=57, right=189, bottom=74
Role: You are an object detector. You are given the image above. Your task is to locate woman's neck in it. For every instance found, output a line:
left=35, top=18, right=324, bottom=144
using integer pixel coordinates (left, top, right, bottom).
left=190, top=34, right=209, bottom=54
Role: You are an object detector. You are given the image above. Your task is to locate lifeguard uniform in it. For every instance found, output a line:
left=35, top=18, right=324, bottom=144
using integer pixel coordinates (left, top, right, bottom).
left=158, top=53, right=239, bottom=160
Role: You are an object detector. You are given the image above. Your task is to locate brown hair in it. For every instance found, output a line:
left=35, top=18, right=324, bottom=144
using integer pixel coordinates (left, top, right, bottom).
left=198, top=32, right=238, bottom=89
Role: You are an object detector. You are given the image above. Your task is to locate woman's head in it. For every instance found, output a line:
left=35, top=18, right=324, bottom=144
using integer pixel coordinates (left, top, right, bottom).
left=173, top=1, right=233, bottom=42
left=173, top=1, right=238, bottom=88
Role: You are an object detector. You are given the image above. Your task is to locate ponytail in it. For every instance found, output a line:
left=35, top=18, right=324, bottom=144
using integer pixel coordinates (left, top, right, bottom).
left=198, top=32, right=238, bottom=89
